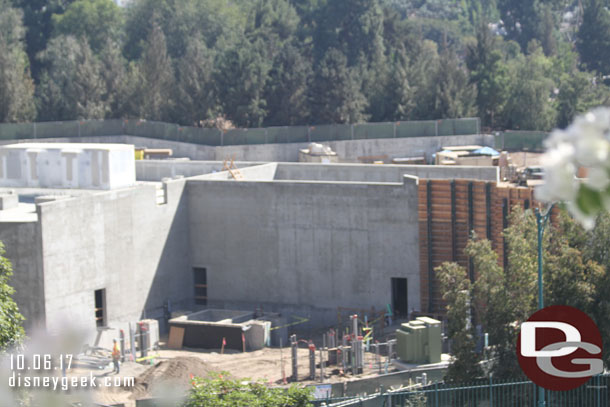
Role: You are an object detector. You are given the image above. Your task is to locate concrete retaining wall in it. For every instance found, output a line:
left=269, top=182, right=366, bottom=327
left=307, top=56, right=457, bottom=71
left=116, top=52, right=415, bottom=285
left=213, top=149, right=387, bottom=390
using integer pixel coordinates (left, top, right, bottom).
left=3, top=133, right=495, bottom=163
left=193, top=163, right=278, bottom=181
left=36, top=179, right=192, bottom=345
left=137, top=160, right=498, bottom=183
left=0, top=220, right=45, bottom=330
left=136, top=160, right=266, bottom=181
left=187, top=177, right=421, bottom=328
left=274, top=163, right=498, bottom=183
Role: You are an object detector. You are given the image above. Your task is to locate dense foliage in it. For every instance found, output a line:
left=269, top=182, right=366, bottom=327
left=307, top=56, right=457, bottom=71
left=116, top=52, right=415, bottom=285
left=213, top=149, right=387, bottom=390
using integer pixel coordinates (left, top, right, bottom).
left=183, top=374, right=313, bottom=407
left=437, top=207, right=610, bottom=382
left=0, top=242, right=25, bottom=352
left=2, top=0, right=610, bottom=129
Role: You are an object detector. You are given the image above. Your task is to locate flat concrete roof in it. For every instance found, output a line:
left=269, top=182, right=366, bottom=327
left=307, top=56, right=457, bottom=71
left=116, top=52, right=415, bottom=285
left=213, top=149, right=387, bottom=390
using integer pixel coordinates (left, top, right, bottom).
left=0, top=203, right=37, bottom=222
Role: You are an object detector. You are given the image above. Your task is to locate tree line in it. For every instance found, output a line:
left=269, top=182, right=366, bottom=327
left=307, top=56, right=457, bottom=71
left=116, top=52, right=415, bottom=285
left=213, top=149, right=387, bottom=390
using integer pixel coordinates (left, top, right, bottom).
left=438, top=207, right=610, bottom=382
left=1, top=0, right=610, bottom=131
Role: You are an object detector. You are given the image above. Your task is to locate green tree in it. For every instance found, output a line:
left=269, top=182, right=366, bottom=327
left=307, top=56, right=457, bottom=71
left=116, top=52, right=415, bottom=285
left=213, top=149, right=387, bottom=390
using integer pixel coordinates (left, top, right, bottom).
left=263, top=43, right=311, bottom=126
left=99, top=39, right=129, bottom=119
left=502, top=43, right=556, bottom=130
left=437, top=262, right=482, bottom=383
left=556, top=71, right=591, bottom=129
left=52, top=0, right=123, bottom=54
left=0, top=1, right=35, bottom=122
left=577, top=0, right=610, bottom=76
left=246, top=0, right=300, bottom=59
left=411, top=40, right=441, bottom=120
left=377, top=49, right=415, bottom=121
left=309, top=48, right=368, bottom=124
left=215, top=38, right=270, bottom=127
left=539, top=4, right=556, bottom=57
left=433, top=47, right=475, bottom=119
left=124, top=0, right=246, bottom=61
left=174, top=37, right=217, bottom=125
left=497, top=0, right=557, bottom=53
left=466, top=23, right=509, bottom=128
left=0, top=242, right=25, bottom=351
left=133, top=23, right=174, bottom=121
left=183, top=373, right=312, bottom=407
left=10, top=0, right=75, bottom=80
left=313, top=0, right=384, bottom=67
left=37, top=36, right=107, bottom=120
left=579, top=212, right=610, bottom=365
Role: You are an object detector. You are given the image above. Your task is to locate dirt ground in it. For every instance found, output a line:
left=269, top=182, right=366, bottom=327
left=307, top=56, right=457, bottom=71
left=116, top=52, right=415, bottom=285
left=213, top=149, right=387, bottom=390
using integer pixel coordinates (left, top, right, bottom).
left=69, top=321, right=405, bottom=406
left=72, top=342, right=395, bottom=406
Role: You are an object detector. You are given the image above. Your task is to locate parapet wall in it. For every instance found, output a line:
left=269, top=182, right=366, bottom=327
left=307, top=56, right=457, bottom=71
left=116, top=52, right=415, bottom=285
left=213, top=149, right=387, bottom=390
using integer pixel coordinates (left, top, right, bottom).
left=2, top=133, right=495, bottom=163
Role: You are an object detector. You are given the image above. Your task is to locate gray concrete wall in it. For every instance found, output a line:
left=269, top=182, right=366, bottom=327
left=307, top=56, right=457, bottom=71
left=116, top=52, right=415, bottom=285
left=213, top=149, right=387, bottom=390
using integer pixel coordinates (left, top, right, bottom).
left=36, top=179, right=192, bottom=345
left=193, top=163, right=278, bottom=181
left=6, top=133, right=495, bottom=163
left=0, top=220, right=45, bottom=330
left=274, top=163, right=499, bottom=183
left=136, top=160, right=266, bottom=181
left=214, top=134, right=494, bottom=162
left=187, top=176, right=420, bottom=328
left=326, top=134, right=495, bottom=163
left=137, top=160, right=498, bottom=183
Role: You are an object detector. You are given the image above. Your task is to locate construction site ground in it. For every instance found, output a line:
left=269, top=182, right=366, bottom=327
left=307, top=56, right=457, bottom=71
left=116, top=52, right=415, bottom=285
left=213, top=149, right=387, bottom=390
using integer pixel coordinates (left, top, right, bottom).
left=76, top=323, right=404, bottom=407
left=79, top=345, right=396, bottom=406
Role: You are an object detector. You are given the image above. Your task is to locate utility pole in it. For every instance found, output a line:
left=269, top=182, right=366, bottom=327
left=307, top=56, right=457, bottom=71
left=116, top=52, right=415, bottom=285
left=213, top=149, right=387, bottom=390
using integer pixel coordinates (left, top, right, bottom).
left=535, top=203, right=554, bottom=407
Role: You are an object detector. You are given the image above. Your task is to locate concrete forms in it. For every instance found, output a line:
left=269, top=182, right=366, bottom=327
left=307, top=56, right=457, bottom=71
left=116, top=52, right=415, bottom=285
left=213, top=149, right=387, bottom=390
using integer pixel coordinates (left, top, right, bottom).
left=168, top=309, right=274, bottom=350
left=0, top=143, right=135, bottom=190
left=418, top=179, right=536, bottom=315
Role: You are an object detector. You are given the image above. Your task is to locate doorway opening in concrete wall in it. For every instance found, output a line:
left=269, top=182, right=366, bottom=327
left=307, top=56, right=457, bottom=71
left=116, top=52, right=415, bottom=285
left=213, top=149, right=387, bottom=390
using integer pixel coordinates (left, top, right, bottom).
left=194, top=267, right=207, bottom=306
left=94, top=289, right=106, bottom=327
left=391, top=278, right=408, bottom=318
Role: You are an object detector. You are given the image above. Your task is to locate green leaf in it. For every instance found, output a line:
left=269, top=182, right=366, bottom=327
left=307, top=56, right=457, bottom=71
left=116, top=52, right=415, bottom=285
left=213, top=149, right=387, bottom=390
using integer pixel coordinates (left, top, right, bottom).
left=577, top=184, right=604, bottom=216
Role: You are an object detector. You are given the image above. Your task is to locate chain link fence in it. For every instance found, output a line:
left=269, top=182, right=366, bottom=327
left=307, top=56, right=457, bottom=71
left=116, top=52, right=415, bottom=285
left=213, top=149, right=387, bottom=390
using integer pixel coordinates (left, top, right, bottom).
left=0, top=118, right=481, bottom=147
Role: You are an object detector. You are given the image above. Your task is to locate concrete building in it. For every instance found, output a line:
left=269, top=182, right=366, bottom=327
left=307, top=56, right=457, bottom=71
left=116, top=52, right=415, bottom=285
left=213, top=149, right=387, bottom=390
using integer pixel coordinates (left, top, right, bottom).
left=0, top=143, right=135, bottom=190
left=0, top=142, right=506, bottom=347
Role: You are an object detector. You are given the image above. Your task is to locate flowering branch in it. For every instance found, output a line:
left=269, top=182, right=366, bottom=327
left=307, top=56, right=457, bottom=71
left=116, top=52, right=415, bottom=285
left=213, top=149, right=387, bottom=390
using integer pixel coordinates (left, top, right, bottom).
left=537, top=107, right=610, bottom=229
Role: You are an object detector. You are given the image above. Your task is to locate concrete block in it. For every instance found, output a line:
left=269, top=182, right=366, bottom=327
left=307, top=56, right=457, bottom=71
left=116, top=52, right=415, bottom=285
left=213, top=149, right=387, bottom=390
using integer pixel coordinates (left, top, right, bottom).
left=0, top=193, right=18, bottom=210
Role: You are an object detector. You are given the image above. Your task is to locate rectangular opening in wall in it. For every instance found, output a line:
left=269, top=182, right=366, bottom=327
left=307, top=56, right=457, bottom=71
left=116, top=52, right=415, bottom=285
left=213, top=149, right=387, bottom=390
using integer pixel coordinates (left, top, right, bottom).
left=194, top=268, right=207, bottom=306
left=391, top=278, right=408, bottom=318
left=94, top=289, right=106, bottom=327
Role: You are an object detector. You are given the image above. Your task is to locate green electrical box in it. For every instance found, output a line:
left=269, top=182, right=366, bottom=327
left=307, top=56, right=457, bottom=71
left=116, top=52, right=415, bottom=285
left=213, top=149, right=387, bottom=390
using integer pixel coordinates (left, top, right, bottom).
left=396, top=316, right=441, bottom=364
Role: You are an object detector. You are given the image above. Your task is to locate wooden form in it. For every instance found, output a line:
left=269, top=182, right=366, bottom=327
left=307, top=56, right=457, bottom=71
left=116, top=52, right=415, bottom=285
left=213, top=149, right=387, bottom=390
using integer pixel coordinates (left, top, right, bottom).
left=418, top=179, right=536, bottom=315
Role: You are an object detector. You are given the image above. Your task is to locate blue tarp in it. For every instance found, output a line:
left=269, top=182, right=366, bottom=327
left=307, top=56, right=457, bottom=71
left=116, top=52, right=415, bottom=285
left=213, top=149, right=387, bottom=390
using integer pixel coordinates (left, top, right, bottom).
left=473, top=146, right=500, bottom=156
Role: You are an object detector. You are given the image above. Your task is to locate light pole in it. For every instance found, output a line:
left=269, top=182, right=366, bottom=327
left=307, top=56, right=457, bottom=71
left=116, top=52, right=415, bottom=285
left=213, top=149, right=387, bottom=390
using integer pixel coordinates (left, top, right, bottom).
left=534, top=203, right=554, bottom=407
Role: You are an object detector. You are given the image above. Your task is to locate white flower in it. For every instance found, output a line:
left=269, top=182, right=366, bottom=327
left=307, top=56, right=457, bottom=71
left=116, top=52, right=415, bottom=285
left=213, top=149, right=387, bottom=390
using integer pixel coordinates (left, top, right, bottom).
left=585, top=166, right=610, bottom=190
left=566, top=201, right=596, bottom=230
left=539, top=142, right=578, bottom=201
left=540, top=107, right=610, bottom=228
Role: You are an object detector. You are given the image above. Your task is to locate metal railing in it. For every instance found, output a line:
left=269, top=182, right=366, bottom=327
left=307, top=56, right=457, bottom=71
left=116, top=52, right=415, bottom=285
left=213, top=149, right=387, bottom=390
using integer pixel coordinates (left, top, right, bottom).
left=312, top=374, right=609, bottom=407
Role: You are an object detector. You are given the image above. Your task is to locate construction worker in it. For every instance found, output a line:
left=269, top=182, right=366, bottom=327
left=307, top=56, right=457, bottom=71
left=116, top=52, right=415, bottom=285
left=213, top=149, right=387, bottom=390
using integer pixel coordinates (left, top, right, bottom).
left=112, top=339, right=121, bottom=374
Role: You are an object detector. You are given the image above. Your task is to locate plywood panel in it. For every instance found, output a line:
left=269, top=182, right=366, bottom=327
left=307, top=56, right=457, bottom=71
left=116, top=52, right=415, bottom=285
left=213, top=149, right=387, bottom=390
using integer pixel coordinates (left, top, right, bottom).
left=167, top=326, right=185, bottom=349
